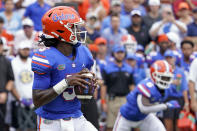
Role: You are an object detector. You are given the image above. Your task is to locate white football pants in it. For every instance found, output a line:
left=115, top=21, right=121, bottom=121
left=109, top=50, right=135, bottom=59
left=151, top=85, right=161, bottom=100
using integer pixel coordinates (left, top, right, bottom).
left=37, top=115, right=98, bottom=131
left=113, top=112, right=166, bottom=131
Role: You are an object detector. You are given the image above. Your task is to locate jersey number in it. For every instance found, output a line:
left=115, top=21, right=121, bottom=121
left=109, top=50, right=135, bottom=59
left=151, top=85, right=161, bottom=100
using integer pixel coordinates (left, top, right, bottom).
left=62, top=87, right=76, bottom=101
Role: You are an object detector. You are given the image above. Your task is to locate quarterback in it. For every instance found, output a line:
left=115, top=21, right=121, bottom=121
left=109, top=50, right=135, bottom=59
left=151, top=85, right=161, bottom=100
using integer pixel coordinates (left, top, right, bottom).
left=32, top=6, right=97, bottom=131
left=113, top=60, right=180, bottom=131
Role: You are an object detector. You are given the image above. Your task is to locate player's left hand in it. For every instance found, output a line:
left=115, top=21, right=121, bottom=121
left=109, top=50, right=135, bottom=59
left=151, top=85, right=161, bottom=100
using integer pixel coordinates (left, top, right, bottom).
left=166, top=100, right=180, bottom=109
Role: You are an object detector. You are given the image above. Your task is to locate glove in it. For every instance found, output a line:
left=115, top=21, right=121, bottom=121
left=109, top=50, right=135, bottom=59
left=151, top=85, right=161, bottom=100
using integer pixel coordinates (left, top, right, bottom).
left=166, top=100, right=180, bottom=109
left=20, top=98, right=33, bottom=107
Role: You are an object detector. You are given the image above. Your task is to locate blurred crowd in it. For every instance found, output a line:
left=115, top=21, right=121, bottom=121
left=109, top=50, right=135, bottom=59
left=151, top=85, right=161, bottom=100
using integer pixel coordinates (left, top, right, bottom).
left=0, top=0, right=197, bottom=131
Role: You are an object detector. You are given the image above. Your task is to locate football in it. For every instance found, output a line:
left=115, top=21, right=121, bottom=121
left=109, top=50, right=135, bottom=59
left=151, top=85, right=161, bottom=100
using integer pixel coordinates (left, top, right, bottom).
left=74, top=73, right=96, bottom=100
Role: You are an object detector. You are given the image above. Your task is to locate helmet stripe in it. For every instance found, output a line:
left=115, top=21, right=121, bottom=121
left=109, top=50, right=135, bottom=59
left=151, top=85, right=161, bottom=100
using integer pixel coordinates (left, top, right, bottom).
left=164, top=60, right=169, bottom=73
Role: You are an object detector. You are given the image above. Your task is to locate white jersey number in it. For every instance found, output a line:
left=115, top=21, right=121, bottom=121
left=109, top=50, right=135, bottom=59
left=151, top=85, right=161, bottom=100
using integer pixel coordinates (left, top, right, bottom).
left=62, top=87, right=76, bottom=101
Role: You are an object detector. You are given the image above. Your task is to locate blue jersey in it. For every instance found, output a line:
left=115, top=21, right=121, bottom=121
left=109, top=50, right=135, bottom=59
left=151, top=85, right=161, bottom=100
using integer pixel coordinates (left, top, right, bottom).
left=120, top=78, right=164, bottom=121
left=132, top=66, right=146, bottom=85
left=31, top=46, right=94, bottom=120
left=165, top=66, right=188, bottom=98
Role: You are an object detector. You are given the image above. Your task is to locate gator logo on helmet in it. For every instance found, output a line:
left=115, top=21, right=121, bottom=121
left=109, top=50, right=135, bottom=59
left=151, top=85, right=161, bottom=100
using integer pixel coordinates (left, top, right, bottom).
left=52, top=13, right=75, bottom=22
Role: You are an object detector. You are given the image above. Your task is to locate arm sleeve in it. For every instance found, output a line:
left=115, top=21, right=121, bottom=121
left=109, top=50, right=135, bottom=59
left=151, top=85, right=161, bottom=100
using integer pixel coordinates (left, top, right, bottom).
left=137, top=94, right=167, bottom=114
left=32, top=73, right=51, bottom=90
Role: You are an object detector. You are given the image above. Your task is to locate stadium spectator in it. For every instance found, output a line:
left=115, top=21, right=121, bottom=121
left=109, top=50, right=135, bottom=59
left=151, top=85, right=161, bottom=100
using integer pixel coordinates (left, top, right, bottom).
left=77, top=0, right=110, bottom=20
left=85, top=13, right=100, bottom=43
left=180, top=40, right=194, bottom=78
left=101, top=0, right=131, bottom=32
left=14, top=18, right=39, bottom=51
left=121, top=0, right=134, bottom=16
left=149, top=5, right=187, bottom=42
left=173, top=0, right=197, bottom=16
left=185, top=8, right=197, bottom=45
left=0, top=38, right=14, bottom=131
left=189, top=58, right=197, bottom=112
left=101, top=13, right=128, bottom=55
left=102, top=45, right=134, bottom=131
left=11, top=41, right=36, bottom=130
left=94, top=37, right=110, bottom=73
left=163, top=50, right=189, bottom=131
left=177, top=2, right=193, bottom=25
left=146, top=34, right=170, bottom=66
left=0, top=0, right=22, bottom=34
left=0, top=17, right=14, bottom=42
left=142, top=0, right=162, bottom=30
left=24, top=0, right=51, bottom=31
left=131, top=0, right=147, bottom=16
left=86, top=0, right=106, bottom=26
left=127, top=10, right=151, bottom=47
left=126, top=53, right=146, bottom=86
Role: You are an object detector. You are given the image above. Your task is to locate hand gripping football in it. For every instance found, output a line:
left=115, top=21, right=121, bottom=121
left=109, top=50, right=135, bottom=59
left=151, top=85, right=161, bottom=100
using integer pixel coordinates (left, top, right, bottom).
left=74, top=73, right=96, bottom=100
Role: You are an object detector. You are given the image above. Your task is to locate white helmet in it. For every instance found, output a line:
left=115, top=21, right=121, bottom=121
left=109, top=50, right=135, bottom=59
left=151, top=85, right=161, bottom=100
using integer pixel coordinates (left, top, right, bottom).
left=121, top=34, right=137, bottom=54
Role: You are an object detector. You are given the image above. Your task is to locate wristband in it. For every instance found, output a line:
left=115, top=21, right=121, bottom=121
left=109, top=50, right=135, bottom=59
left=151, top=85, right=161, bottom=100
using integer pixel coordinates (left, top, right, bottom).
left=101, top=99, right=106, bottom=105
left=53, top=79, right=68, bottom=95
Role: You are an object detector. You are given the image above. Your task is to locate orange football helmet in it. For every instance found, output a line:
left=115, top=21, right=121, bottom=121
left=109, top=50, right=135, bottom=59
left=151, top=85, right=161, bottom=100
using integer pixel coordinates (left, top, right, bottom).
left=150, top=60, right=174, bottom=90
left=41, top=6, right=86, bottom=45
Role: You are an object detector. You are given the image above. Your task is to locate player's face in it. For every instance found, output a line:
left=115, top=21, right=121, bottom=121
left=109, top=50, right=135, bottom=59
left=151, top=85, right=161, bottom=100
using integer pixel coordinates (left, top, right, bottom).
left=114, top=51, right=125, bottom=62
left=181, top=43, right=193, bottom=58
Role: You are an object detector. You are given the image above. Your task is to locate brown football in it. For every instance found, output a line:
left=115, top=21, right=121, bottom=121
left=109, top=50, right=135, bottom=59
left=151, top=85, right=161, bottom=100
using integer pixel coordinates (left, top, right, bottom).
left=74, top=73, right=95, bottom=100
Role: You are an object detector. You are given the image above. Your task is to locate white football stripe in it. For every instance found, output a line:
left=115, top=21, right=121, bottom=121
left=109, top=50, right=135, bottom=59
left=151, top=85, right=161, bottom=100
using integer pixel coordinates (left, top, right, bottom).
left=164, top=61, right=169, bottom=72
left=138, top=85, right=151, bottom=98
left=32, top=56, right=49, bottom=64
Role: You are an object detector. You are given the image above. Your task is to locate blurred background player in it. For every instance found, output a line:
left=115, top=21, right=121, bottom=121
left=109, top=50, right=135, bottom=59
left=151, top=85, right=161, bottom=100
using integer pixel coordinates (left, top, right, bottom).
left=31, top=6, right=97, bottom=131
left=113, top=60, right=180, bottom=131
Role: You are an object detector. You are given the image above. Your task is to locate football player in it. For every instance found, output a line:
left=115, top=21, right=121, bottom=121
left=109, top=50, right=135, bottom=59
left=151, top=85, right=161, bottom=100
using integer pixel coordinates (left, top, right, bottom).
left=113, top=60, right=180, bottom=131
left=32, top=6, right=97, bottom=131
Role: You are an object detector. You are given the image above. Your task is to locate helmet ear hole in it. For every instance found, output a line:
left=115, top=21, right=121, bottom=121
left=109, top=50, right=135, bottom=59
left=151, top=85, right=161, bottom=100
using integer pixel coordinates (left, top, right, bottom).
left=48, top=12, right=53, bottom=17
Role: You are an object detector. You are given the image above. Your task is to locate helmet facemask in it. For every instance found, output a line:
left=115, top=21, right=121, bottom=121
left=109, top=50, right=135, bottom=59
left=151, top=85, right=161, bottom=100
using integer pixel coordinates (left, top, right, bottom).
left=64, top=18, right=87, bottom=45
left=152, top=71, right=174, bottom=90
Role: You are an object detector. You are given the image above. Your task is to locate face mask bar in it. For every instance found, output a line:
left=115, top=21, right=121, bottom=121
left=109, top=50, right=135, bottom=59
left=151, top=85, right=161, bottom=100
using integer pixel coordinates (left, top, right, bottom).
left=153, top=72, right=174, bottom=90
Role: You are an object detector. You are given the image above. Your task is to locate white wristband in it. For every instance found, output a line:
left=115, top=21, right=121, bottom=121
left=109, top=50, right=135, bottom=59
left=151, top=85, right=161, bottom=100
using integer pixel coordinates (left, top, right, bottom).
left=53, top=79, right=68, bottom=95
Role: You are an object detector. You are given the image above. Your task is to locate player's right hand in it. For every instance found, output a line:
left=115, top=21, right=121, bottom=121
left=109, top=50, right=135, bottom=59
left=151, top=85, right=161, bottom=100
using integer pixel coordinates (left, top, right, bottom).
left=66, top=69, right=93, bottom=89
left=166, top=100, right=180, bottom=109
left=190, top=100, right=197, bottom=112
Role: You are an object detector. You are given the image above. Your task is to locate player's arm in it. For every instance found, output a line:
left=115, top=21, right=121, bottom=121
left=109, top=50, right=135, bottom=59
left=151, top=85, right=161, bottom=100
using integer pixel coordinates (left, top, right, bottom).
left=137, top=94, right=167, bottom=114
left=33, top=70, right=93, bottom=108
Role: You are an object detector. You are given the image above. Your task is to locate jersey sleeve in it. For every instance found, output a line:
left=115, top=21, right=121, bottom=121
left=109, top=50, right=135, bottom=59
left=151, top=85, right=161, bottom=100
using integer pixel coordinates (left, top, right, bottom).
left=137, top=84, right=151, bottom=98
left=31, top=50, right=53, bottom=90
left=31, top=51, right=52, bottom=75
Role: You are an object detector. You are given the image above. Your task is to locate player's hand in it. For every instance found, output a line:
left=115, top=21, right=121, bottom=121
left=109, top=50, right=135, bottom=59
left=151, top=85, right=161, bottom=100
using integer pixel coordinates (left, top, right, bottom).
left=66, top=68, right=96, bottom=89
left=166, top=100, right=180, bottom=109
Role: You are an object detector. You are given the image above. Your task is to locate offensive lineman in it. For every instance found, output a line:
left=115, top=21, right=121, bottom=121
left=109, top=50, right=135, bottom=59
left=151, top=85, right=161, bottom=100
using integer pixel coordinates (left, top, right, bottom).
left=32, top=6, right=97, bottom=131
left=113, top=60, right=180, bottom=131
